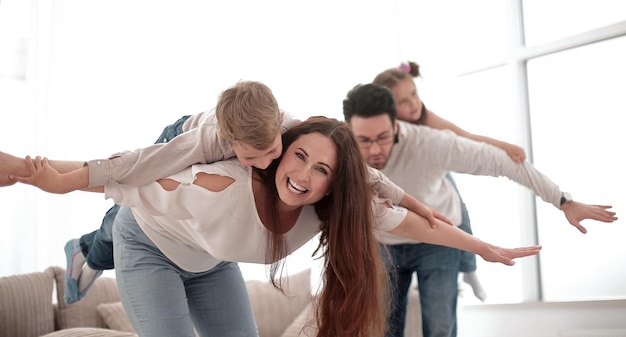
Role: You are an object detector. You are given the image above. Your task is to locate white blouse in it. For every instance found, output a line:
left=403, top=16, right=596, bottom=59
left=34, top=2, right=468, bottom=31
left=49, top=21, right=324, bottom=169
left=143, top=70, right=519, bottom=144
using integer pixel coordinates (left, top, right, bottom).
left=105, top=159, right=406, bottom=272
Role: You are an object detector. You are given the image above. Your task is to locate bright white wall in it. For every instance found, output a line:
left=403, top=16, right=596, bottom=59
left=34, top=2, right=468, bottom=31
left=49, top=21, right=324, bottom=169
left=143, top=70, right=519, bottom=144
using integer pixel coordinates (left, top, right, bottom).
left=0, top=0, right=412, bottom=280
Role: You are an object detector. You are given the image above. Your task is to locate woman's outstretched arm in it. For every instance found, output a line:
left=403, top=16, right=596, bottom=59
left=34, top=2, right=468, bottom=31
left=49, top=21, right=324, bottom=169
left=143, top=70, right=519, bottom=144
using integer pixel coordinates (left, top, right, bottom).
left=387, top=210, right=541, bottom=265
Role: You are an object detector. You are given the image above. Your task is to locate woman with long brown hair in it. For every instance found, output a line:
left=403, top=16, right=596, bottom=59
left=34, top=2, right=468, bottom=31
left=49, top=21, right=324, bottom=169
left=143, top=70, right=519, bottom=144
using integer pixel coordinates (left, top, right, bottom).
left=11, top=116, right=540, bottom=337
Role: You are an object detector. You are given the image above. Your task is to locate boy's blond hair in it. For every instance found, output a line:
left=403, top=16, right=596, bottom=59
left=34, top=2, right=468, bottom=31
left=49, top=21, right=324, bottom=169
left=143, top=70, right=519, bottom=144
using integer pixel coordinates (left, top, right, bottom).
left=215, top=81, right=282, bottom=150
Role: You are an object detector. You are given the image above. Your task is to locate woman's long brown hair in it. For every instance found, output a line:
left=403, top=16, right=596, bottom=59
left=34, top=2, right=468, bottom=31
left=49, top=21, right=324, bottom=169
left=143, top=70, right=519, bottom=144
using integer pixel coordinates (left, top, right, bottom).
left=257, top=116, right=390, bottom=337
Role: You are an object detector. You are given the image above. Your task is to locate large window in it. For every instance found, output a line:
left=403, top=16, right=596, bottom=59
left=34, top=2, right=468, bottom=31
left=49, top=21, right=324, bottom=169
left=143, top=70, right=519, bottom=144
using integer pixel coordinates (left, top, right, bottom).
left=415, top=0, right=626, bottom=304
left=523, top=0, right=626, bottom=46
left=528, top=35, right=626, bottom=301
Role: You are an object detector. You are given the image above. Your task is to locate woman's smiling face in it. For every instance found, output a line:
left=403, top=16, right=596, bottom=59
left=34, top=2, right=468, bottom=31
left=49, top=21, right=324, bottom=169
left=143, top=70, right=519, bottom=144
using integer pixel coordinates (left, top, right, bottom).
left=275, top=132, right=337, bottom=208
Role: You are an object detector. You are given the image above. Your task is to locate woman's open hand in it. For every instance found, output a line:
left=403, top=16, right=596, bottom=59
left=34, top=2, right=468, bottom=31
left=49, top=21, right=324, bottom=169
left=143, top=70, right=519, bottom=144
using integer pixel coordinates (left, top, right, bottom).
left=477, top=243, right=542, bottom=266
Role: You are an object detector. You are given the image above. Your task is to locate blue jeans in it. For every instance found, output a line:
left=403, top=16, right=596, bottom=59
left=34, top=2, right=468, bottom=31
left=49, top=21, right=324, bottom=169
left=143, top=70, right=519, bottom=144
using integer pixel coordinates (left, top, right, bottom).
left=386, top=243, right=460, bottom=337
left=79, top=115, right=191, bottom=270
left=113, top=206, right=258, bottom=337
left=445, top=173, right=476, bottom=273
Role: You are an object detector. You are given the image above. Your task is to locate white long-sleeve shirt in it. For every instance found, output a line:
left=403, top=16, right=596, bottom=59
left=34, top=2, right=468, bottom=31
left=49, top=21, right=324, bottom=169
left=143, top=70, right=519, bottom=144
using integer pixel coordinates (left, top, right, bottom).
left=86, top=110, right=295, bottom=187
left=105, top=159, right=404, bottom=272
left=377, top=122, right=563, bottom=245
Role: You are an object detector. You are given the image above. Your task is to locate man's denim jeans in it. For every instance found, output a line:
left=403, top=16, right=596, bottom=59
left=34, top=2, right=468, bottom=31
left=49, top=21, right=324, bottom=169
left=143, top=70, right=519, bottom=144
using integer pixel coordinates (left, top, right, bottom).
left=386, top=242, right=460, bottom=337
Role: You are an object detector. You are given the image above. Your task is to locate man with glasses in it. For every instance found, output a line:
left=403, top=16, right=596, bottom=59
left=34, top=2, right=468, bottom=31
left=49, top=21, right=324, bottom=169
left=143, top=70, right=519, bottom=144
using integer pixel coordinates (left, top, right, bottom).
left=342, top=83, right=616, bottom=337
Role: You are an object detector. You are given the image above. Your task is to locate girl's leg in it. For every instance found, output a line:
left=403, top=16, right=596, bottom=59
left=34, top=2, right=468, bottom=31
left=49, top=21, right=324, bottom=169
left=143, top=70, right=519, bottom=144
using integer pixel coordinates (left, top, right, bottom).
left=457, top=202, right=486, bottom=302
left=444, top=173, right=486, bottom=301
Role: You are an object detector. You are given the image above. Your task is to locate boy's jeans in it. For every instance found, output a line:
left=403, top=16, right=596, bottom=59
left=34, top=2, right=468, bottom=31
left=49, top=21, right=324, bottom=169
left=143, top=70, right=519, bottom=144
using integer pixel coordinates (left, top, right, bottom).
left=79, top=115, right=191, bottom=270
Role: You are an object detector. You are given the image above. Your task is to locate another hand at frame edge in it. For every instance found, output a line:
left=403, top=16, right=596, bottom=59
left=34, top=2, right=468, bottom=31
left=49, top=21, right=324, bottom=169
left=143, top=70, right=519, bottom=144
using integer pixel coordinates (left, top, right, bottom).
left=10, top=156, right=91, bottom=194
left=0, top=151, right=29, bottom=187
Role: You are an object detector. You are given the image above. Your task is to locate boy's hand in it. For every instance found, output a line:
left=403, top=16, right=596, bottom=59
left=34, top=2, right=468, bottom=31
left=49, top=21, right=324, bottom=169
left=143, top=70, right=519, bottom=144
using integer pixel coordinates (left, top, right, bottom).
left=11, top=156, right=66, bottom=193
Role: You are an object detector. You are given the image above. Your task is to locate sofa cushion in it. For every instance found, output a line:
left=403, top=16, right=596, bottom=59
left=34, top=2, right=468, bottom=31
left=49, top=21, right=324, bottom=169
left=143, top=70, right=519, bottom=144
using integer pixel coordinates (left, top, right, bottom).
left=246, top=268, right=312, bottom=337
left=96, top=302, right=134, bottom=333
left=41, top=327, right=137, bottom=337
left=51, top=266, right=121, bottom=330
left=279, top=302, right=317, bottom=337
left=0, top=267, right=56, bottom=337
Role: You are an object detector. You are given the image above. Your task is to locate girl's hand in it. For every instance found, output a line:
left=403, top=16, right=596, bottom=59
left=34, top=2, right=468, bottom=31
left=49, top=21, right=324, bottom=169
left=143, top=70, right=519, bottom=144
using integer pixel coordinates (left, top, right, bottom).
left=432, top=209, right=454, bottom=227
left=502, top=143, right=526, bottom=164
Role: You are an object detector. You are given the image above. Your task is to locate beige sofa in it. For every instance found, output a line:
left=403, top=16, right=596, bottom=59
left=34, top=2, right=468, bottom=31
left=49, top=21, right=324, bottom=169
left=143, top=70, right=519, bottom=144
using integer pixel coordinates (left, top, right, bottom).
left=0, top=266, right=421, bottom=337
left=0, top=266, right=312, bottom=337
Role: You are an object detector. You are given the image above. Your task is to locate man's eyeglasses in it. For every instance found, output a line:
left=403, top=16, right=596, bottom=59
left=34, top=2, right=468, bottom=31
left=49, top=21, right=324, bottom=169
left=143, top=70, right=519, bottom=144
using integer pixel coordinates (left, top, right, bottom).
left=357, top=135, right=394, bottom=149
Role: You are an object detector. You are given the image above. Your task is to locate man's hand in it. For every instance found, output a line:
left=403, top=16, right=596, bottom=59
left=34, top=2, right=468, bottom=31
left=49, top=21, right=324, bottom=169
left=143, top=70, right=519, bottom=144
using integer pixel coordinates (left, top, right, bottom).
left=561, top=201, right=618, bottom=234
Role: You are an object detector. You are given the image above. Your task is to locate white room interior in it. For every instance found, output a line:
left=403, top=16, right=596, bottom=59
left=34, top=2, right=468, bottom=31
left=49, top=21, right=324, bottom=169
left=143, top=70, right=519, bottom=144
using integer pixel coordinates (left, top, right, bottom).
left=0, top=1, right=625, bottom=336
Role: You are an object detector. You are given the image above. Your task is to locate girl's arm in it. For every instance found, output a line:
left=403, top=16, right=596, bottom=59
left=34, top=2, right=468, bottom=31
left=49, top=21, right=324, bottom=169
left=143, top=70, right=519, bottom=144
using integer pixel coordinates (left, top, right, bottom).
left=368, top=166, right=451, bottom=228
left=397, top=192, right=453, bottom=228
left=387, top=210, right=541, bottom=265
left=424, top=111, right=526, bottom=163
